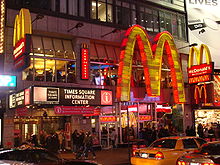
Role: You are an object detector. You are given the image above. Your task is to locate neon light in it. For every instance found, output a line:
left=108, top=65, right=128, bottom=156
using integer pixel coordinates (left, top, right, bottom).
left=117, top=25, right=185, bottom=103
left=0, top=0, right=5, bottom=53
left=194, top=83, right=207, bottom=104
left=188, top=44, right=212, bottom=68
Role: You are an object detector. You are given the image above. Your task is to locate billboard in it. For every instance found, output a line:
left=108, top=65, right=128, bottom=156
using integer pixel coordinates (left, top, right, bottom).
left=0, top=75, right=16, bottom=88
left=186, top=0, right=220, bottom=69
left=116, top=25, right=185, bottom=103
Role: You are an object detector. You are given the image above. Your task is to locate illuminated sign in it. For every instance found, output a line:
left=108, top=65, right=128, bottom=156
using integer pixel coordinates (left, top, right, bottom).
left=188, top=44, right=213, bottom=84
left=100, top=116, right=117, bottom=123
left=13, top=8, right=32, bottom=71
left=0, top=0, right=5, bottom=53
left=116, top=25, right=185, bottom=103
left=138, top=115, right=152, bottom=121
left=188, top=63, right=213, bottom=78
left=80, top=44, right=89, bottom=80
left=33, top=87, right=59, bottom=104
left=54, top=106, right=95, bottom=115
left=9, top=88, right=30, bottom=109
left=60, top=88, right=112, bottom=106
left=156, top=105, right=172, bottom=113
left=0, top=75, right=16, bottom=87
left=189, top=75, right=212, bottom=84
left=194, top=84, right=207, bottom=104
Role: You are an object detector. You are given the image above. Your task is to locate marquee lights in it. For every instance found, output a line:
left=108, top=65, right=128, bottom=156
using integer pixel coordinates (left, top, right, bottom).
left=0, top=0, right=5, bottom=53
left=116, top=25, right=185, bottom=103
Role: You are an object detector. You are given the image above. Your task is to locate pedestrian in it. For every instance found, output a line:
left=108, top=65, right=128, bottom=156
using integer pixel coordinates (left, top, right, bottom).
left=84, top=131, right=96, bottom=160
left=76, top=130, right=85, bottom=159
left=185, top=126, right=191, bottom=136
left=57, top=129, right=65, bottom=152
left=71, top=129, right=79, bottom=153
left=39, top=130, right=46, bottom=147
left=197, top=123, right=204, bottom=138
left=109, top=128, right=117, bottom=148
left=208, top=127, right=215, bottom=142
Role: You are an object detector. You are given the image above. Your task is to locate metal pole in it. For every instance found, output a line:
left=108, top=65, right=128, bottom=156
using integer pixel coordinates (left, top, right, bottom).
left=127, top=106, right=131, bottom=162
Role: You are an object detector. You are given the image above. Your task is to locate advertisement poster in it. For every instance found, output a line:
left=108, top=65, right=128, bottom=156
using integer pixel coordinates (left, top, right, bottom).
left=186, top=0, right=220, bottom=68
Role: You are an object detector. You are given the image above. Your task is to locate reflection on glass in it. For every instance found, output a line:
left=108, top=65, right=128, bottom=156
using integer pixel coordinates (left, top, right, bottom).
left=34, top=58, right=45, bottom=81
left=46, top=59, right=55, bottom=82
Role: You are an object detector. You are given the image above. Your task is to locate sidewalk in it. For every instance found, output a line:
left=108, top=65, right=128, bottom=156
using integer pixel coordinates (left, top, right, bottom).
left=58, top=147, right=130, bottom=165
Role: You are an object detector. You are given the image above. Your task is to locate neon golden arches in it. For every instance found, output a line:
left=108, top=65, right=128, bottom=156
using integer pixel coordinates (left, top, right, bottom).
left=13, top=8, right=32, bottom=46
left=116, top=25, right=186, bottom=103
left=188, top=44, right=212, bottom=68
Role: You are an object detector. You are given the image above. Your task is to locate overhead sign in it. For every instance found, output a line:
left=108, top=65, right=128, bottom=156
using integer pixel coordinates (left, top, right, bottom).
left=80, top=44, right=89, bottom=80
left=54, top=106, right=95, bottom=115
left=13, top=8, right=32, bottom=71
left=60, top=88, right=112, bottom=106
left=156, top=105, right=172, bottom=113
left=188, top=44, right=213, bottom=84
left=186, top=0, right=220, bottom=69
left=0, top=75, right=16, bottom=87
left=116, top=25, right=185, bottom=103
left=100, top=116, right=117, bottom=123
left=9, top=88, right=31, bottom=109
left=33, top=87, right=59, bottom=104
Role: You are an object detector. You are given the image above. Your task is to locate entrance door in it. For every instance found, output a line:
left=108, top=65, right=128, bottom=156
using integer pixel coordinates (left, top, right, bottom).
left=100, top=123, right=117, bottom=149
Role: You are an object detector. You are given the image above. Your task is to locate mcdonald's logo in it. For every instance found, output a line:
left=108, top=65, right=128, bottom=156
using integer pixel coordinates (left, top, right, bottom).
left=116, top=25, right=185, bottom=104
left=194, top=84, right=207, bottom=104
left=188, top=44, right=213, bottom=84
left=13, top=8, right=32, bottom=71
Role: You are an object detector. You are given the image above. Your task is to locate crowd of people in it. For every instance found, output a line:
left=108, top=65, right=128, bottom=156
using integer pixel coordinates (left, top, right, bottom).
left=14, top=129, right=97, bottom=160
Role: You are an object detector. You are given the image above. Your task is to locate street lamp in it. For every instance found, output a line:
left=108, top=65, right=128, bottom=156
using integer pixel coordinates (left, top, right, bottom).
left=67, top=22, right=84, bottom=32
left=178, top=43, right=198, bottom=50
left=32, top=14, right=44, bottom=24
left=101, top=28, right=121, bottom=38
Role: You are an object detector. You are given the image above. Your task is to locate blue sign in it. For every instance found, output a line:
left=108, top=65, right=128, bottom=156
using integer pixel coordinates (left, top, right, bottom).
left=0, top=75, right=16, bottom=87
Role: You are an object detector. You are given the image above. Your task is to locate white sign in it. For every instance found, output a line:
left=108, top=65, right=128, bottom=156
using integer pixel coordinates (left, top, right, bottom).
left=186, top=0, right=220, bottom=68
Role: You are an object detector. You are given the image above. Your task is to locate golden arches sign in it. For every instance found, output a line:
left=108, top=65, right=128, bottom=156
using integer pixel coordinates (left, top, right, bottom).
left=13, top=8, right=32, bottom=47
left=188, top=44, right=212, bottom=68
left=116, top=25, right=185, bottom=103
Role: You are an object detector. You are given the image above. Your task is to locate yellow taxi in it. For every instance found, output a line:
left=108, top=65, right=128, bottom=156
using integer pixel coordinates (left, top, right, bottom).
left=131, top=136, right=207, bottom=165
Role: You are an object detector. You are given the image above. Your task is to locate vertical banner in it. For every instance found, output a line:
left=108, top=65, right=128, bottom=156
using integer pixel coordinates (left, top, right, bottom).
left=186, top=0, right=220, bottom=68
left=80, top=44, right=89, bottom=80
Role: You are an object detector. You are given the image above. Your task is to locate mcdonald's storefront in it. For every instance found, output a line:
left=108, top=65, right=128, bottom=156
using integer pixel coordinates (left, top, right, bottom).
left=188, top=44, right=220, bottom=131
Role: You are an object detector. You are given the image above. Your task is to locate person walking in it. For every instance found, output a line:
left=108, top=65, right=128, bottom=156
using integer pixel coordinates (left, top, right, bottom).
left=84, top=131, right=96, bottom=160
left=109, top=128, right=117, bottom=148
left=71, top=129, right=79, bottom=153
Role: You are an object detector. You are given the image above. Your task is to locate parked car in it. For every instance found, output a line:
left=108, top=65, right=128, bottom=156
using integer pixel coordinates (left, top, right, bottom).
left=131, top=136, right=207, bottom=165
left=177, top=141, right=220, bottom=165
left=0, top=145, right=100, bottom=165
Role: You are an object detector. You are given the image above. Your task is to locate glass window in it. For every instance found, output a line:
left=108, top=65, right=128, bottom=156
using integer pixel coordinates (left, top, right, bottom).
left=153, top=10, right=159, bottom=32
left=165, top=12, right=172, bottom=32
left=79, top=0, right=85, bottom=17
left=68, top=0, right=78, bottom=16
left=34, top=58, right=45, bottom=81
left=171, top=14, right=178, bottom=37
left=63, top=40, right=75, bottom=59
left=32, top=36, right=43, bottom=55
left=67, top=61, right=76, bottom=83
left=53, top=38, right=64, bottom=58
left=45, top=59, right=55, bottom=82
left=195, top=138, right=207, bottom=146
left=145, top=8, right=153, bottom=31
left=91, top=0, right=97, bottom=19
left=159, top=11, right=165, bottom=32
left=56, top=60, right=67, bottom=82
left=98, top=0, right=107, bottom=21
left=182, top=139, right=198, bottom=149
left=178, top=15, right=187, bottom=40
left=23, top=58, right=34, bottom=81
left=60, top=0, right=67, bottom=13
left=200, top=143, right=220, bottom=155
left=150, top=139, right=177, bottom=149
left=42, top=37, right=54, bottom=57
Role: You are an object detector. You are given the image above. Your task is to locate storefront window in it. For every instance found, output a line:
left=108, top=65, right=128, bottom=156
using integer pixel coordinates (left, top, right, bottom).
left=34, top=58, right=45, bottom=81
left=91, top=0, right=113, bottom=22
left=45, top=59, right=55, bottom=82
left=178, top=15, right=187, bottom=40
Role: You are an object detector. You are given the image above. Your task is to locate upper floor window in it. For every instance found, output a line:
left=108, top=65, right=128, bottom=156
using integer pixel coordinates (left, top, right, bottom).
left=115, top=1, right=136, bottom=27
left=91, top=0, right=113, bottom=22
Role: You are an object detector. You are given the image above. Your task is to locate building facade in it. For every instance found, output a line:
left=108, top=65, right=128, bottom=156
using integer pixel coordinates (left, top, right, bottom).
left=1, top=0, right=192, bottom=148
